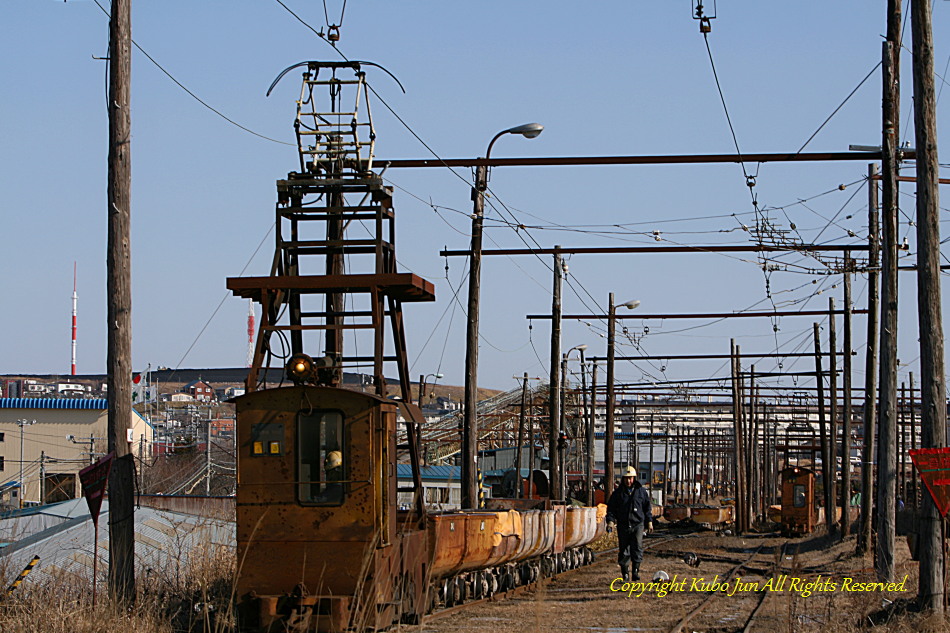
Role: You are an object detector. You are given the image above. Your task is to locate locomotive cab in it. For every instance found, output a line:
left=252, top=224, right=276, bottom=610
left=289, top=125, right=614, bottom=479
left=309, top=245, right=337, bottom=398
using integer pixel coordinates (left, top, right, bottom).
left=780, top=466, right=817, bottom=536
left=235, top=385, right=414, bottom=632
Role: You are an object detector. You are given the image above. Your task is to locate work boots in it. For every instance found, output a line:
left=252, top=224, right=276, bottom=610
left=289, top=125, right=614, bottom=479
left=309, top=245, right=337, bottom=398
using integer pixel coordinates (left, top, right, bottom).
left=631, top=562, right=641, bottom=581
left=620, top=563, right=630, bottom=582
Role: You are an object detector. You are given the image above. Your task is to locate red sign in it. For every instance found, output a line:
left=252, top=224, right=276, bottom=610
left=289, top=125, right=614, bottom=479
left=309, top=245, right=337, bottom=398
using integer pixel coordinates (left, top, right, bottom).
left=79, top=452, right=115, bottom=527
left=909, top=447, right=950, bottom=517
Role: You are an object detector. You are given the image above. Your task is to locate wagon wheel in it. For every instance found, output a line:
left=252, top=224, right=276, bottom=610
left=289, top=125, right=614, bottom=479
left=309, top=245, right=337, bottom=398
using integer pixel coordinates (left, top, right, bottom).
left=284, top=607, right=312, bottom=633
left=442, top=578, right=456, bottom=607
left=399, top=574, right=421, bottom=625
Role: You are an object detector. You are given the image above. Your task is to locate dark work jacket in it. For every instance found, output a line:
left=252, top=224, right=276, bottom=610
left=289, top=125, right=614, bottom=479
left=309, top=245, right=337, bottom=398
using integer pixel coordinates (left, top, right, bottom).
left=606, top=481, right=652, bottom=530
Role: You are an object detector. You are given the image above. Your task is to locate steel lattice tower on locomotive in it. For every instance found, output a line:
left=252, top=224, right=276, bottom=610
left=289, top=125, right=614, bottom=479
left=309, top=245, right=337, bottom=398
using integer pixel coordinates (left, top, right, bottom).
left=228, top=61, right=433, bottom=497
left=229, top=61, right=433, bottom=398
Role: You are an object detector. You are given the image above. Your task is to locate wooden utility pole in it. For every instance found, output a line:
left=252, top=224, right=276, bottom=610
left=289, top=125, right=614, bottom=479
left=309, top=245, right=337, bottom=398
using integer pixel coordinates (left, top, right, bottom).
left=591, top=361, right=599, bottom=498
left=107, top=0, right=135, bottom=603
left=743, top=365, right=756, bottom=529
left=813, top=324, right=834, bottom=533
left=910, top=373, right=919, bottom=507
left=876, top=0, right=902, bottom=583
left=549, top=249, right=563, bottom=501
left=462, top=163, right=487, bottom=510
left=515, top=373, right=528, bottom=498
left=579, top=355, right=593, bottom=506
left=912, top=0, right=946, bottom=611
left=842, top=254, right=854, bottom=537
left=828, top=297, right=839, bottom=532
left=663, top=420, right=671, bottom=501
left=605, top=293, right=617, bottom=491
left=859, top=165, right=879, bottom=555
left=730, top=340, right=747, bottom=532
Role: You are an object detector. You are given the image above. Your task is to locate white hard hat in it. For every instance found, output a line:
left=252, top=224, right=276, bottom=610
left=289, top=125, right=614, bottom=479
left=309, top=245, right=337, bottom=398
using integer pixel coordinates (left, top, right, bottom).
left=653, top=570, right=670, bottom=582
left=623, top=466, right=637, bottom=478
left=325, top=451, right=342, bottom=470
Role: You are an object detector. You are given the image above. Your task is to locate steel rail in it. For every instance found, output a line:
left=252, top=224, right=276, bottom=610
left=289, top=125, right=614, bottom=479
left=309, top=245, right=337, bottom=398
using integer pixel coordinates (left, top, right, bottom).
left=423, top=534, right=680, bottom=623
left=668, top=544, right=765, bottom=633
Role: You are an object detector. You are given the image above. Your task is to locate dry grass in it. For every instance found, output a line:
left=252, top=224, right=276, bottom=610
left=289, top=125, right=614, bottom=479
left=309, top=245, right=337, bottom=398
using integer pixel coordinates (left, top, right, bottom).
left=0, top=541, right=236, bottom=633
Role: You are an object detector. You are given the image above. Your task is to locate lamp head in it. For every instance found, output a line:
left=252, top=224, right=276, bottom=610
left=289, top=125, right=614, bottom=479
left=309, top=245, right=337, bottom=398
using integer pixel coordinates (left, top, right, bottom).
left=286, top=353, right=316, bottom=385
left=434, top=373, right=444, bottom=379
left=505, top=123, right=544, bottom=139
left=574, top=344, right=588, bottom=352
left=622, top=300, right=641, bottom=310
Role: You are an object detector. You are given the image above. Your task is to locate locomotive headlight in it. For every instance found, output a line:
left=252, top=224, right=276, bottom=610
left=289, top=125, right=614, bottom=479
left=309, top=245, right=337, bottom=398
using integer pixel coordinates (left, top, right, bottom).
left=286, top=353, right=316, bottom=385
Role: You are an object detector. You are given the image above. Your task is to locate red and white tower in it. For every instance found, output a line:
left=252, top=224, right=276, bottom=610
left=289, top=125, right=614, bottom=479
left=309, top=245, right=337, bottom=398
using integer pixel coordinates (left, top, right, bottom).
left=246, top=299, right=255, bottom=368
left=71, top=262, right=78, bottom=375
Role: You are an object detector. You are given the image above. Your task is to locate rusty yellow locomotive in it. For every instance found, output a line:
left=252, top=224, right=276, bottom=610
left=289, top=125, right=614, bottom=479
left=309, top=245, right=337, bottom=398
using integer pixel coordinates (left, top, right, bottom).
left=233, top=376, right=605, bottom=632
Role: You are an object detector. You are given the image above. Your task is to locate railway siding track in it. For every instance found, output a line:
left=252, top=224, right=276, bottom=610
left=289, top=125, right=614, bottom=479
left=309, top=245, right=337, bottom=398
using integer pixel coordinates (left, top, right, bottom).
left=669, top=541, right=791, bottom=633
left=422, top=535, right=682, bottom=623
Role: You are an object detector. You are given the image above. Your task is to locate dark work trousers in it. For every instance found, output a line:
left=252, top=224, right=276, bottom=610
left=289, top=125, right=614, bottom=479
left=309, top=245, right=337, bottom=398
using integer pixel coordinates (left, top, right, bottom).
left=617, top=523, right=646, bottom=568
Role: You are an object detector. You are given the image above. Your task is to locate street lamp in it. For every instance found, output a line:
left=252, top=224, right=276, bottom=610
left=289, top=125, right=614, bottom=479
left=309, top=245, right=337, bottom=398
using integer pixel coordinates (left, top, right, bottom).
left=605, top=294, right=639, bottom=489
left=418, top=373, right=444, bottom=407
left=463, top=122, right=544, bottom=509
left=563, top=344, right=588, bottom=504
left=17, top=419, right=35, bottom=508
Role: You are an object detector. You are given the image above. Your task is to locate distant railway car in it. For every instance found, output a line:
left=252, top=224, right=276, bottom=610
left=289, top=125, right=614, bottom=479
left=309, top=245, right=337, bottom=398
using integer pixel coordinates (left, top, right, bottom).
left=690, top=504, right=734, bottom=527
left=663, top=504, right=691, bottom=523
left=780, top=466, right=817, bottom=536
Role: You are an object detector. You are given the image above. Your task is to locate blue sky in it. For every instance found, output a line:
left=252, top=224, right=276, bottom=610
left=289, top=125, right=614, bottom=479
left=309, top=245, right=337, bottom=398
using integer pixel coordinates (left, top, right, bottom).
left=2, top=1, right=949, bottom=395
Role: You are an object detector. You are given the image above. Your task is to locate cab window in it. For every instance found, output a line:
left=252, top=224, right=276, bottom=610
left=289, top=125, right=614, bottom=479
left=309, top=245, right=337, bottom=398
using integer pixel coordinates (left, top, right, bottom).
left=793, top=484, right=806, bottom=508
left=297, top=410, right=345, bottom=505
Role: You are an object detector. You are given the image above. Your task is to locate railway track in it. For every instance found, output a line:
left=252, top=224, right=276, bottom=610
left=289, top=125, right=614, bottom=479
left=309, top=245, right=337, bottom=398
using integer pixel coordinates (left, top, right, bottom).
left=421, top=532, right=688, bottom=624
left=413, top=530, right=806, bottom=633
left=668, top=540, right=793, bottom=633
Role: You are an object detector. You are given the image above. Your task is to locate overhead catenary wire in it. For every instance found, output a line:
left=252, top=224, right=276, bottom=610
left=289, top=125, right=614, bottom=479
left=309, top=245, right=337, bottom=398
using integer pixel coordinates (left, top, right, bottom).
left=91, top=0, right=293, bottom=146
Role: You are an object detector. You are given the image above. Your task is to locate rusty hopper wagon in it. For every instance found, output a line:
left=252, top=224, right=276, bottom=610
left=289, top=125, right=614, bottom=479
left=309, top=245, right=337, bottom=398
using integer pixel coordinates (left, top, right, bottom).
left=229, top=61, right=606, bottom=633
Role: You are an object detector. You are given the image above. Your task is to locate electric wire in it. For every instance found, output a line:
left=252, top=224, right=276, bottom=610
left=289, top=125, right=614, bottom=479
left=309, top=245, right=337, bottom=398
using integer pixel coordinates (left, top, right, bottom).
left=92, top=0, right=293, bottom=146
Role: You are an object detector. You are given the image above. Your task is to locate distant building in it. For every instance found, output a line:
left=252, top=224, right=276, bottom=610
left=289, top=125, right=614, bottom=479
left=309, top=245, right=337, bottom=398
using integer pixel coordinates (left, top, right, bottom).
left=183, top=380, right=216, bottom=403
left=210, top=418, right=235, bottom=438
left=396, top=464, right=462, bottom=510
left=0, top=398, right=153, bottom=507
left=164, top=393, right=195, bottom=403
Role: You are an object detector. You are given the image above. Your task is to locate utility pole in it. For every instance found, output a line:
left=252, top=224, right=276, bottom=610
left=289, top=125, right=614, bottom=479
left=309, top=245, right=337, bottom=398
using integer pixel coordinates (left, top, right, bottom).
left=842, top=254, right=854, bottom=537
left=605, top=293, right=617, bottom=491
left=663, top=420, right=671, bottom=501
left=730, top=340, right=746, bottom=532
left=814, top=323, right=834, bottom=533
left=578, top=352, right=592, bottom=506
left=206, top=418, right=212, bottom=496
left=549, top=249, right=563, bottom=501
left=859, top=166, right=879, bottom=555
left=828, top=297, right=839, bottom=532
left=590, top=361, right=599, bottom=500
left=39, top=451, right=45, bottom=506
left=462, top=163, right=486, bottom=510
left=107, top=0, right=135, bottom=603
left=876, top=0, right=902, bottom=584
left=515, top=372, right=528, bottom=499
left=912, top=0, right=946, bottom=611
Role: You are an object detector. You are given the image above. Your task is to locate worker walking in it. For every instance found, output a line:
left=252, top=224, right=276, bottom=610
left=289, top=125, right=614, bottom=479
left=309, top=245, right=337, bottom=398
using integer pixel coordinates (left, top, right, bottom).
left=606, top=466, right=654, bottom=581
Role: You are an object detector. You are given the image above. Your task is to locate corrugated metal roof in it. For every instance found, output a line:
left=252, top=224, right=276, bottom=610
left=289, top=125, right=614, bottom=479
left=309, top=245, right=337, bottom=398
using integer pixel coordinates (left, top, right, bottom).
left=0, top=502, right=234, bottom=589
left=395, top=464, right=461, bottom=482
left=0, top=398, right=108, bottom=410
